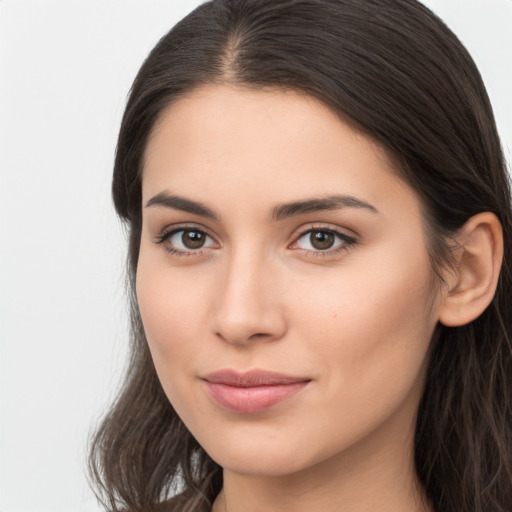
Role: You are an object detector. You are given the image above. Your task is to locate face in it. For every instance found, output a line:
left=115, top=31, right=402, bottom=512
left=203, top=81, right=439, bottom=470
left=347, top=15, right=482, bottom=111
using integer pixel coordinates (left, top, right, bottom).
left=137, top=84, right=442, bottom=478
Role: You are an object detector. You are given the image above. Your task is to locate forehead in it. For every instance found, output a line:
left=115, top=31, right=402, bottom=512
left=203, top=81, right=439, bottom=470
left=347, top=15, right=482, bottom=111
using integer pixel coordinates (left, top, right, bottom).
left=141, top=84, right=417, bottom=218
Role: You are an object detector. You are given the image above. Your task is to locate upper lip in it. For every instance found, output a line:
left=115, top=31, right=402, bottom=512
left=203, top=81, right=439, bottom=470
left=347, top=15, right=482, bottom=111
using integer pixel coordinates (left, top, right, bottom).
left=202, top=369, right=311, bottom=387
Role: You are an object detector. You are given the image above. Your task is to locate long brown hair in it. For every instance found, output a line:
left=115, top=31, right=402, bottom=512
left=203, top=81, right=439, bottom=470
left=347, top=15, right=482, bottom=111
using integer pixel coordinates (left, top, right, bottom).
left=89, top=1, right=512, bottom=511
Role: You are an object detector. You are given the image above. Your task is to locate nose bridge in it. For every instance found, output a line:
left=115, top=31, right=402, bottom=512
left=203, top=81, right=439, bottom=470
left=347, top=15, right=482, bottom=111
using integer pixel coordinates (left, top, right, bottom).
left=212, top=244, right=285, bottom=345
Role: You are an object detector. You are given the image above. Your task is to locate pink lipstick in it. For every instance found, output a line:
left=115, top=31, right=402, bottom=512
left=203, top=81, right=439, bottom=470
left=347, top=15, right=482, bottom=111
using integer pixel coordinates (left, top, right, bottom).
left=202, top=369, right=310, bottom=413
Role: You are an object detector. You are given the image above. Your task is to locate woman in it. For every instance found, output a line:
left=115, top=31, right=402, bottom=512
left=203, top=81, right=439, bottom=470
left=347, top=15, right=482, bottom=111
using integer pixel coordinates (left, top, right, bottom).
left=88, top=0, right=512, bottom=511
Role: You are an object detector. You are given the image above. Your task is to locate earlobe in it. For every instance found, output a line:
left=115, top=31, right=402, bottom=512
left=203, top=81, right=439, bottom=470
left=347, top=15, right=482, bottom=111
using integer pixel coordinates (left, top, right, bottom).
left=438, top=212, right=503, bottom=327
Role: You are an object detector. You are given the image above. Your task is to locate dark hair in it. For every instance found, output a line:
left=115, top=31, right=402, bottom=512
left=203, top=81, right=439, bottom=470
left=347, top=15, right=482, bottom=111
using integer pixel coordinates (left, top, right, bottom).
left=88, top=1, right=512, bottom=511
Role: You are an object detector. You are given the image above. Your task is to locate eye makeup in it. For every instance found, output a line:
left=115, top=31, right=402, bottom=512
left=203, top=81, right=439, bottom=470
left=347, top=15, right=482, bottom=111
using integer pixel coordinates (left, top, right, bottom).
left=153, top=222, right=359, bottom=260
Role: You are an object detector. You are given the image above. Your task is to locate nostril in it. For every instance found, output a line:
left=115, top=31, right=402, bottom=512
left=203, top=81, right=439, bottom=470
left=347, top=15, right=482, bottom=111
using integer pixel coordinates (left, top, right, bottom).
left=242, top=332, right=268, bottom=342
left=215, top=329, right=278, bottom=345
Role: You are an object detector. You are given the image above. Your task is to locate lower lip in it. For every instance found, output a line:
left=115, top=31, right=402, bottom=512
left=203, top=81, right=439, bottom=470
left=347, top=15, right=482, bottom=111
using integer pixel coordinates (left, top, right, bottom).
left=203, top=381, right=309, bottom=413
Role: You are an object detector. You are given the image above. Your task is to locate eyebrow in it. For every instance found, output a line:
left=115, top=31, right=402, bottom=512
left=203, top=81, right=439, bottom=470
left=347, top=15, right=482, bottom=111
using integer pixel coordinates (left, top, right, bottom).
left=271, top=195, right=379, bottom=220
left=145, top=192, right=218, bottom=219
left=145, top=192, right=378, bottom=220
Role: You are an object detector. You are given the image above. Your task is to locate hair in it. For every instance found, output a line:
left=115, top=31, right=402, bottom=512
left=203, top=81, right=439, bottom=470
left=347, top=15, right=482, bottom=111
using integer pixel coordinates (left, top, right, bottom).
left=88, top=1, right=512, bottom=511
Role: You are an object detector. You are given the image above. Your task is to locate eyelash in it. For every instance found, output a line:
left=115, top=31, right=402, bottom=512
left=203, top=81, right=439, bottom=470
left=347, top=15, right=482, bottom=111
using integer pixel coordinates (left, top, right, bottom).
left=153, top=225, right=358, bottom=259
left=153, top=225, right=216, bottom=258
left=290, top=226, right=357, bottom=258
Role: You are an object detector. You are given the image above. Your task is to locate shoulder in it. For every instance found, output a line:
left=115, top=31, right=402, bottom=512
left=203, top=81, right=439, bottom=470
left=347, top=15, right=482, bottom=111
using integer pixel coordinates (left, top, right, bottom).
left=153, top=494, right=211, bottom=512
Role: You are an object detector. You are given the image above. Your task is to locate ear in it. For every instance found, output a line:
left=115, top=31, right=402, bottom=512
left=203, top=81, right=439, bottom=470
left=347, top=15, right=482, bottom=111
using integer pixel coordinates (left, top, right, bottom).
left=438, top=212, right=503, bottom=327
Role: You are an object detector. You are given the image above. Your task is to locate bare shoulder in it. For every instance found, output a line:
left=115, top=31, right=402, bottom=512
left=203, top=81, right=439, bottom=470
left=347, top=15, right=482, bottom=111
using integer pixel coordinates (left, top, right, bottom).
left=154, top=494, right=211, bottom=512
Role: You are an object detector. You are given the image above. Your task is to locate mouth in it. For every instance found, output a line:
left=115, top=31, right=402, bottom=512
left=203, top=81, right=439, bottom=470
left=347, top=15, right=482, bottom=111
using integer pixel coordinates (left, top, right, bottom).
left=201, top=369, right=311, bottom=413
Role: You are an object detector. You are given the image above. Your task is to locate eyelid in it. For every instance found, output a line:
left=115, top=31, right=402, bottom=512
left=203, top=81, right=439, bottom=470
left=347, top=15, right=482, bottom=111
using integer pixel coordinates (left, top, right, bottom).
left=154, top=222, right=212, bottom=239
left=153, top=223, right=220, bottom=255
left=289, top=223, right=357, bottom=243
left=152, top=222, right=358, bottom=258
left=288, top=224, right=358, bottom=255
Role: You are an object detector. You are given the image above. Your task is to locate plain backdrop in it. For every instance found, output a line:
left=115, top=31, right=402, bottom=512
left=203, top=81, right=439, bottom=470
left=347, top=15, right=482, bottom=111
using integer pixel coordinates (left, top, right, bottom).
left=0, top=1, right=510, bottom=511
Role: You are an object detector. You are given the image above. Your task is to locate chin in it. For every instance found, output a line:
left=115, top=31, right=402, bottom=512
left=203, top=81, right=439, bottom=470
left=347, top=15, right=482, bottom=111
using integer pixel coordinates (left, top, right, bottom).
left=194, top=423, right=341, bottom=479
left=211, top=449, right=312, bottom=478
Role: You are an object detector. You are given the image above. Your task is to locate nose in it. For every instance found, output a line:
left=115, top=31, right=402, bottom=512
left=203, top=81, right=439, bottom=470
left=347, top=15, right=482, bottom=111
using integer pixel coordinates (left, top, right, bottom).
left=211, top=248, right=287, bottom=346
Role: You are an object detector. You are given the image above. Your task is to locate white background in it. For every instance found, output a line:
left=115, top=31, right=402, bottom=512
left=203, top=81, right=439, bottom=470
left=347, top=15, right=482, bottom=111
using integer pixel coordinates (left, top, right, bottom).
left=0, top=1, right=510, bottom=511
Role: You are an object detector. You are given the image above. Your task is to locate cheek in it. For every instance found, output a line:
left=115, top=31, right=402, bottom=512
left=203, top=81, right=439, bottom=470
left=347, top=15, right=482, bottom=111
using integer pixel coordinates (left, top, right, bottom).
left=135, top=253, right=210, bottom=382
left=289, top=247, right=438, bottom=406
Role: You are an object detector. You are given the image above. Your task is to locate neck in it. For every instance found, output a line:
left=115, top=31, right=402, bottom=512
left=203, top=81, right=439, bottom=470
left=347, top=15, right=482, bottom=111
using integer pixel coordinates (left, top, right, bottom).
left=216, top=463, right=431, bottom=512
left=214, top=448, right=432, bottom=512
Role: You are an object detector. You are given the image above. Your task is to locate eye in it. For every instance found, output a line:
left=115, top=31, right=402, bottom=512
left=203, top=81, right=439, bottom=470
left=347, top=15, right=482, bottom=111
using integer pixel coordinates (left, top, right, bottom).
left=292, top=228, right=356, bottom=253
left=155, top=227, right=217, bottom=254
left=170, top=229, right=213, bottom=250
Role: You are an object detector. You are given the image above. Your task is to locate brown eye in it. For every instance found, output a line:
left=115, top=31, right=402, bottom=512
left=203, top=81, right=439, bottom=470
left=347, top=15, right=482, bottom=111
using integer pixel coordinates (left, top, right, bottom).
left=181, top=230, right=206, bottom=249
left=310, top=230, right=335, bottom=250
left=159, top=228, right=217, bottom=253
left=292, top=228, right=356, bottom=254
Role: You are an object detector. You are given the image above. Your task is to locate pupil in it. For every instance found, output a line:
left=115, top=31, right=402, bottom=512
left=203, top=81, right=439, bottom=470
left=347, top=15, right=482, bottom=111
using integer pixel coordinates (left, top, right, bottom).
left=311, top=230, right=334, bottom=250
left=182, top=230, right=205, bottom=249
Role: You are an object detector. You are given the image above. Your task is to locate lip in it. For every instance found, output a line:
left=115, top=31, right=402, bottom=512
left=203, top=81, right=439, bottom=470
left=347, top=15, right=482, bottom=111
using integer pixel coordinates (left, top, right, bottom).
left=201, top=369, right=311, bottom=413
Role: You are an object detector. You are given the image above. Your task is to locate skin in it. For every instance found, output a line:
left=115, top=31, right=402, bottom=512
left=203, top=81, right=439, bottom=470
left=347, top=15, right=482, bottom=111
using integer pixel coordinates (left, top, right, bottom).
left=136, top=84, right=445, bottom=512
